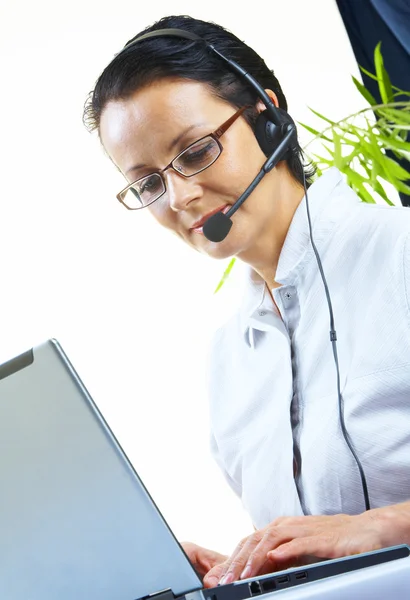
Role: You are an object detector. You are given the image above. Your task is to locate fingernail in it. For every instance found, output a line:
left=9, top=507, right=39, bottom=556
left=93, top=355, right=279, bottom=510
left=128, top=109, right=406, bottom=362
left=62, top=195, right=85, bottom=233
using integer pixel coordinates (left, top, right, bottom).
left=240, top=564, right=252, bottom=580
left=220, top=572, right=234, bottom=586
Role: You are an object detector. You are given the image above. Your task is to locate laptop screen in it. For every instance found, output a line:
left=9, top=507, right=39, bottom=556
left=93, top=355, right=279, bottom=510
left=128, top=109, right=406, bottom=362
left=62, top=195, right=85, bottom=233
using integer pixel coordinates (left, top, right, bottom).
left=0, top=339, right=202, bottom=600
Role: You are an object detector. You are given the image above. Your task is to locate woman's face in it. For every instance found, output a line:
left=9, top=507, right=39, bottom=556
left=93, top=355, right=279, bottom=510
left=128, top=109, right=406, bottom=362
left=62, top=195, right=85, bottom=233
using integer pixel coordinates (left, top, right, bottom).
left=100, top=78, right=281, bottom=261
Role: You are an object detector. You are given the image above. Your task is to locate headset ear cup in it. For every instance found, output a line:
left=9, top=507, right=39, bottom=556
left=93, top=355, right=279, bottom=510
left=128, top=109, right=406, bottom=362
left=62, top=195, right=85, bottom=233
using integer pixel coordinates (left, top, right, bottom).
left=254, top=109, right=298, bottom=160
left=254, top=111, right=282, bottom=156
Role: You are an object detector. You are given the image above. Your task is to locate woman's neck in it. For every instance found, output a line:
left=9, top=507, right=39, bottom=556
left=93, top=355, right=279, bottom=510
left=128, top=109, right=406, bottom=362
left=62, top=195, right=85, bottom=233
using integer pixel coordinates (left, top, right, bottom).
left=238, top=167, right=305, bottom=289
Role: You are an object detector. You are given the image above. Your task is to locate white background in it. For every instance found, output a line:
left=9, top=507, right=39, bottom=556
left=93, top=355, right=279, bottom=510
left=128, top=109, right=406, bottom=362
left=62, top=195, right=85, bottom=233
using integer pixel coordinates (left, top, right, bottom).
left=0, top=0, right=369, bottom=554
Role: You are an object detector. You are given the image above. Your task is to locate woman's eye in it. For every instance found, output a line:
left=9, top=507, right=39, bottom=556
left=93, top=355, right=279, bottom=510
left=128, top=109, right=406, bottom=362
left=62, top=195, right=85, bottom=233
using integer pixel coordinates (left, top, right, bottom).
left=183, top=142, right=215, bottom=164
left=139, top=176, right=161, bottom=194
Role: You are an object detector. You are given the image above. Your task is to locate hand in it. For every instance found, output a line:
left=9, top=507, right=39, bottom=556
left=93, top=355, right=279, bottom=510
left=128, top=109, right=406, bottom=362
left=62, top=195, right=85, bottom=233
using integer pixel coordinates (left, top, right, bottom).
left=204, top=509, right=396, bottom=588
left=181, top=541, right=228, bottom=583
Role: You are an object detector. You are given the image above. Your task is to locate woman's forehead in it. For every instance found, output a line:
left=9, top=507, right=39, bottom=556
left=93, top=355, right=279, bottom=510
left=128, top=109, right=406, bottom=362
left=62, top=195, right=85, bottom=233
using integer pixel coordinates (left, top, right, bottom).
left=101, top=79, right=223, bottom=139
left=99, top=78, right=231, bottom=169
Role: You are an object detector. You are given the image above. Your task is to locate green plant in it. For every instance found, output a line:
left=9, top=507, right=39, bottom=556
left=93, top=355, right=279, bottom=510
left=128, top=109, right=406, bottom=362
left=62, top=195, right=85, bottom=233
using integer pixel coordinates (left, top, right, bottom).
left=300, top=42, right=410, bottom=204
left=214, top=42, right=410, bottom=293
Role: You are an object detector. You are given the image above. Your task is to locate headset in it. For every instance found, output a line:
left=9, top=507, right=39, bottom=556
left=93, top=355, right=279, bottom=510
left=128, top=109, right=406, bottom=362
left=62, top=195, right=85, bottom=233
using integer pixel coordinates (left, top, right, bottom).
left=119, top=28, right=371, bottom=512
left=122, top=28, right=297, bottom=242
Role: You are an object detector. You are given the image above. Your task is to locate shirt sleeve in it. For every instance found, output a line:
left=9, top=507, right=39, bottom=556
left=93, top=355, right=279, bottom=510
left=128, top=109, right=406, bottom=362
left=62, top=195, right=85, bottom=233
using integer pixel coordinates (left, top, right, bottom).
left=207, top=319, right=243, bottom=500
left=209, top=429, right=242, bottom=499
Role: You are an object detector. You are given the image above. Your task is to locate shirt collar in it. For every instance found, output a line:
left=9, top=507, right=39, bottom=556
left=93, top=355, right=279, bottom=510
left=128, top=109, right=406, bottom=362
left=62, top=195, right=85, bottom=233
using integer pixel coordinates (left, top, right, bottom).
left=240, top=168, right=351, bottom=344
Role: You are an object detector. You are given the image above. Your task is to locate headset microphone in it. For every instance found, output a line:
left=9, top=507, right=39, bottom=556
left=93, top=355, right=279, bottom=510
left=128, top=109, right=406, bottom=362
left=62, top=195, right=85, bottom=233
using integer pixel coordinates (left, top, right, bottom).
left=202, top=124, right=296, bottom=242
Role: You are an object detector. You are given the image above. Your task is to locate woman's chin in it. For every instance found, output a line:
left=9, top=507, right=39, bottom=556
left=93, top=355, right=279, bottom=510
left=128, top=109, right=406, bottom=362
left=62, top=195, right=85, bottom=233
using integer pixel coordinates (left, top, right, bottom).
left=185, top=225, right=248, bottom=260
left=199, top=238, right=241, bottom=260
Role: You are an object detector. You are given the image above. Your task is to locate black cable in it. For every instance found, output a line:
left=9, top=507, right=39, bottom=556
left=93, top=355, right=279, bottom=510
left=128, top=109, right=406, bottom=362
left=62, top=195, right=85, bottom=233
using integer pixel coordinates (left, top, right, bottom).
left=302, top=173, right=371, bottom=512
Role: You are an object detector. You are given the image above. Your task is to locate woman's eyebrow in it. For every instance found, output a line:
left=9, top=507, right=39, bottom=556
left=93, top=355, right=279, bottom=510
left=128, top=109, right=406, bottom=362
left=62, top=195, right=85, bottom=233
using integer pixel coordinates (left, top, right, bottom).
left=167, top=123, right=205, bottom=152
left=126, top=122, right=207, bottom=177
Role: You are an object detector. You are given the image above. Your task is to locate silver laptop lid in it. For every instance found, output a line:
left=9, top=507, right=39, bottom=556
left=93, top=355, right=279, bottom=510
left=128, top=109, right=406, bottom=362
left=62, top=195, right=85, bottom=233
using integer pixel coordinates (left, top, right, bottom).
left=0, top=339, right=202, bottom=600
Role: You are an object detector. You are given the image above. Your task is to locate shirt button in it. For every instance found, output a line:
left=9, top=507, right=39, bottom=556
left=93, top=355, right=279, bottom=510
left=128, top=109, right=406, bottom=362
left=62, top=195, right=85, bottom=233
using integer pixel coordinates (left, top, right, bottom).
left=258, top=310, right=266, bottom=316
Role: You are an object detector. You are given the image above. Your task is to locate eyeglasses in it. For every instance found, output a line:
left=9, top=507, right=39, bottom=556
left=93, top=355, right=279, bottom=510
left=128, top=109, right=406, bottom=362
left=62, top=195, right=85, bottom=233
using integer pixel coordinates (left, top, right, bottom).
left=116, top=106, right=248, bottom=210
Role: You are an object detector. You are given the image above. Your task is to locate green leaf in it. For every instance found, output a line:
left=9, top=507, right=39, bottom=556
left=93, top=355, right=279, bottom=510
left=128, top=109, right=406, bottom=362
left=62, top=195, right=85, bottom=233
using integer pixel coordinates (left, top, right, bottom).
left=377, top=133, right=410, bottom=156
left=345, top=167, right=376, bottom=203
left=297, top=121, right=333, bottom=142
left=374, top=42, right=394, bottom=103
left=374, top=182, right=394, bottom=205
left=377, top=121, right=410, bottom=134
left=359, top=158, right=372, bottom=178
left=398, top=128, right=409, bottom=141
left=359, top=185, right=378, bottom=204
left=351, top=75, right=377, bottom=106
left=369, top=158, right=380, bottom=183
left=389, top=177, right=410, bottom=195
left=214, top=258, right=236, bottom=294
left=366, top=131, right=410, bottom=192
left=307, top=107, right=336, bottom=125
left=312, top=153, right=334, bottom=166
left=322, top=143, right=336, bottom=158
left=383, top=154, right=410, bottom=180
left=343, top=146, right=362, bottom=167
left=393, top=89, right=410, bottom=99
left=332, top=130, right=343, bottom=168
left=359, top=65, right=379, bottom=82
left=367, top=161, right=394, bottom=205
left=362, top=130, right=386, bottom=165
left=377, top=107, right=410, bottom=124
left=356, top=134, right=396, bottom=188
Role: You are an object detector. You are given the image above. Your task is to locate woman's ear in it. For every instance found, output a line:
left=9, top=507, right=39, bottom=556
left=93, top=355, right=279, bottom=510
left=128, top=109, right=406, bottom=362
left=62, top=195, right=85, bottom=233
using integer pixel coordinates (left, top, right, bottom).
left=256, top=89, right=279, bottom=113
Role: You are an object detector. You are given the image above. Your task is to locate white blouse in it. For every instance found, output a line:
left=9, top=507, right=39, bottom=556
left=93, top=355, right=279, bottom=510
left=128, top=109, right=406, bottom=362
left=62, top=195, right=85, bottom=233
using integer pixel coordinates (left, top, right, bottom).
left=207, top=168, right=410, bottom=529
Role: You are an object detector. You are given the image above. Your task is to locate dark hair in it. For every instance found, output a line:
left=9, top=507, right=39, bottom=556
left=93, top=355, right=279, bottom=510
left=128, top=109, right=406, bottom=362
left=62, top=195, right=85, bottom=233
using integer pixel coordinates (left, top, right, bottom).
left=83, top=14, right=315, bottom=185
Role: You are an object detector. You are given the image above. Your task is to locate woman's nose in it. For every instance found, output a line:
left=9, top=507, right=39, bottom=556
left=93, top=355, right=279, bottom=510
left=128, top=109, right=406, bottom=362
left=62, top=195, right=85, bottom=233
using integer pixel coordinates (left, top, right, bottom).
left=165, top=169, right=203, bottom=212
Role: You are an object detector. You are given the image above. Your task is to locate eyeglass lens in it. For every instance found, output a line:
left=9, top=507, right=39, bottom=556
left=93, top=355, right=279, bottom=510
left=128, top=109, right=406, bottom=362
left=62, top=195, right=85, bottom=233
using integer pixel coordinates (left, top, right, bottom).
left=120, top=135, right=221, bottom=209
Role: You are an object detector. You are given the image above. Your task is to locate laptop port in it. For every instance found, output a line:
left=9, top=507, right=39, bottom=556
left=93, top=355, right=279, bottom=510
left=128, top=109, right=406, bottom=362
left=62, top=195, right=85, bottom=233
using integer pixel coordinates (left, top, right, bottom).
left=249, top=581, right=262, bottom=596
left=277, top=575, right=290, bottom=585
left=261, top=578, right=276, bottom=592
left=295, top=571, right=307, bottom=580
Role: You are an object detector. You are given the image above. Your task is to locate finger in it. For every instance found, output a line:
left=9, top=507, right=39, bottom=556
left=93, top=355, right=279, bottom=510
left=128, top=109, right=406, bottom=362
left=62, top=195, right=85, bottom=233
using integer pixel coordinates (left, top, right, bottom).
left=249, top=553, right=301, bottom=577
left=203, top=562, right=227, bottom=588
left=212, top=535, right=258, bottom=584
left=181, top=543, right=227, bottom=577
left=228, top=535, right=257, bottom=564
left=238, top=527, right=304, bottom=580
left=219, top=533, right=265, bottom=584
left=201, top=549, right=229, bottom=573
left=260, top=553, right=305, bottom=574
left=181, top=543, right=203, bottom=574
left=209, top=551, right=239, bottom=584
left=267, top=535, right=338, bottom=564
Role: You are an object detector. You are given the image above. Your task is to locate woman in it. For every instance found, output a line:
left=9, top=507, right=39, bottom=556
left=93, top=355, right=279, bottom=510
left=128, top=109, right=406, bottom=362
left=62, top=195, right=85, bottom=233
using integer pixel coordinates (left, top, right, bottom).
left=84, top=14, right=410, bottom=588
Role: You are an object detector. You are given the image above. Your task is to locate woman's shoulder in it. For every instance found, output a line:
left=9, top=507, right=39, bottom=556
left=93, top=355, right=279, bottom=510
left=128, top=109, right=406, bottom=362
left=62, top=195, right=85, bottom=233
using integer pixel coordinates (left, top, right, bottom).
left=338, top=195, right=410, bottom=252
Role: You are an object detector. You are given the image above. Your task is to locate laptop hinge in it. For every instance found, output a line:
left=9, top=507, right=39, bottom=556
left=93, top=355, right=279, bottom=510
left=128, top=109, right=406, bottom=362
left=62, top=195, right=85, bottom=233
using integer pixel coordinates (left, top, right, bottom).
left=137, top=586, right=205, bottom=600
left=137, top=588, right=178, bottom=600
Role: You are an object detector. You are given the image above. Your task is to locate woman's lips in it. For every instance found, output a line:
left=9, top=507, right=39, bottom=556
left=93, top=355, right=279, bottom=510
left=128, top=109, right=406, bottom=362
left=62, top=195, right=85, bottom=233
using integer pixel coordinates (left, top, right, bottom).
left=191, top=205, right=230, bottom=234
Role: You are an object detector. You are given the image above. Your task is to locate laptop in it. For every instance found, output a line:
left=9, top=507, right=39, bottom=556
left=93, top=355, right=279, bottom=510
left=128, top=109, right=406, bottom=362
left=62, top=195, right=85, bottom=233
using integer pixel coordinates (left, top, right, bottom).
left=0, top=338, right=409, bottom=600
